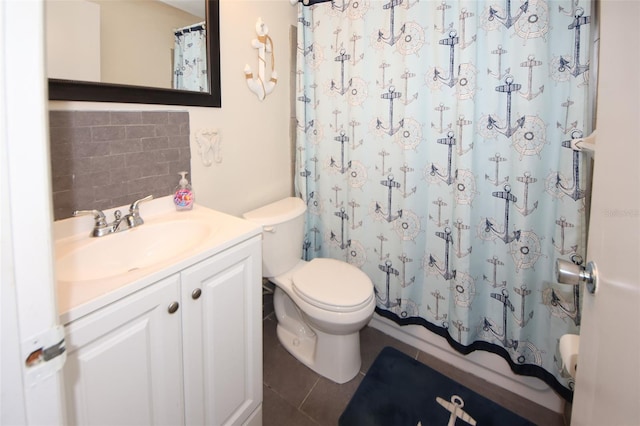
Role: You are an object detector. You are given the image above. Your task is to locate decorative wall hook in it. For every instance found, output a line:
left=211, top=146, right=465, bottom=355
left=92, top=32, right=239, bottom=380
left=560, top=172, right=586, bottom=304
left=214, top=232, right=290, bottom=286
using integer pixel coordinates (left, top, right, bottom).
left=244, top=18, right=278, bottom=101
left=195, top=128, right=221, bottom=166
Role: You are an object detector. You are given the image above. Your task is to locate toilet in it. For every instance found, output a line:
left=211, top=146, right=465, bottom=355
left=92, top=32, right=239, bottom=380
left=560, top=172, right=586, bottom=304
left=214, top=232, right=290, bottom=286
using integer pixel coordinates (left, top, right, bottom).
left=243, top=197, right=375, bottom=384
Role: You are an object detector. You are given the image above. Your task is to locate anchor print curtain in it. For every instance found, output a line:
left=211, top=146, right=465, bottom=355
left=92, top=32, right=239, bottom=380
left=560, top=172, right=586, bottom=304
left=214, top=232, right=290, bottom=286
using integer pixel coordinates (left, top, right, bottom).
left=173, top=23, right=208, bottom=92
left=294, top=0, right=594, bottom=399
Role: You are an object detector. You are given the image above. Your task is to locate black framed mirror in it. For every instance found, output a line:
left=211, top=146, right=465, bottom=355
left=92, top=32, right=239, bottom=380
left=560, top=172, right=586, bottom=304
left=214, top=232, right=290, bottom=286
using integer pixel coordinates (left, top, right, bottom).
left=48, top=0, right=221, bottom=107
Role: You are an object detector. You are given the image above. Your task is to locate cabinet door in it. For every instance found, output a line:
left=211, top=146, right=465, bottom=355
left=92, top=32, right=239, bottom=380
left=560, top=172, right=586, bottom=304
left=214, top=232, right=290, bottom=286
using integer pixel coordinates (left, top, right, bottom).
left=63, top=275, right=184, bottom=426
left=181, top=237, right=262, bottom=426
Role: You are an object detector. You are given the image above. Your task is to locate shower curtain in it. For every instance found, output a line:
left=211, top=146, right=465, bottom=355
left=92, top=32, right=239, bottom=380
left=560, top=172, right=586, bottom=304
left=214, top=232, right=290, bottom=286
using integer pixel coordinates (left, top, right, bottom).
left=173, top=22, right=208, bottom=92
left=294, top=0, right=594, bottom=400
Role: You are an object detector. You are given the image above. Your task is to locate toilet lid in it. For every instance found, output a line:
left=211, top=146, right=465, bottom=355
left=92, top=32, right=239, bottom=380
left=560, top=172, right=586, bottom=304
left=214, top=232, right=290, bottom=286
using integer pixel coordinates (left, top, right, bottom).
left=292, top=258, right=373, bottom=313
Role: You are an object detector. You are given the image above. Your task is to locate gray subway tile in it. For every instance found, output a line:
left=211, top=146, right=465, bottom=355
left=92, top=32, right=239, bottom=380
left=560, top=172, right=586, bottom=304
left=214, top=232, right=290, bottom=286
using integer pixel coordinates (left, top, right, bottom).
left=92, top=125, right=126, bottom=142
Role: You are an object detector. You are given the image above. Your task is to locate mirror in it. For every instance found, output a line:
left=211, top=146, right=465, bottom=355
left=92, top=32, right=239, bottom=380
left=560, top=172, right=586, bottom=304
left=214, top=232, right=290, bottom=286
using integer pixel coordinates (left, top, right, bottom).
left=47, top=0, right=220, bottom=107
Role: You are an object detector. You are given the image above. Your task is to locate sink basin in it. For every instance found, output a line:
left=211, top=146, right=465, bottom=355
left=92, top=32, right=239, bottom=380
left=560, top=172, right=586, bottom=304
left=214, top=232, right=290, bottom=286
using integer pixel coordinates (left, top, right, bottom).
left=56, top=220, right=212, bottom=282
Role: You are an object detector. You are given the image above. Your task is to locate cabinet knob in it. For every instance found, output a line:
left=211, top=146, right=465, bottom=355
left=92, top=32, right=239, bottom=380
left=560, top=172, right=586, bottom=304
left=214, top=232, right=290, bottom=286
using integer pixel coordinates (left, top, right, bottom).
left=192, top=288, right=202, bottom=300
left=167, top=301, right=179, bottom=314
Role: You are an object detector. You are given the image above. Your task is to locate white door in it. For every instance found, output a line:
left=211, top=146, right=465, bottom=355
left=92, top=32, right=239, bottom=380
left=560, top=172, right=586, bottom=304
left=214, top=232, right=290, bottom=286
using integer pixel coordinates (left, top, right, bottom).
left=570, top=1, right=640, bottom=425
left=1, top=0, right=66, bottom=424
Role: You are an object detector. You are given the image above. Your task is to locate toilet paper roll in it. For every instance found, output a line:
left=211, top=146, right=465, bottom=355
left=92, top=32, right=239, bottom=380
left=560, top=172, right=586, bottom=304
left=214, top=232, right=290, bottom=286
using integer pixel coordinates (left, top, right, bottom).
left=559, top=334, right=580, bottom=378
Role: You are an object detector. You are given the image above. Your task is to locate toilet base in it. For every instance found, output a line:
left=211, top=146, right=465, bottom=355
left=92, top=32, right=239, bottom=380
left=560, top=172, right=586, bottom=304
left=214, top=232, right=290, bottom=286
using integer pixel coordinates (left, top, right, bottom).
left=276, top=323, right=361, bottom=384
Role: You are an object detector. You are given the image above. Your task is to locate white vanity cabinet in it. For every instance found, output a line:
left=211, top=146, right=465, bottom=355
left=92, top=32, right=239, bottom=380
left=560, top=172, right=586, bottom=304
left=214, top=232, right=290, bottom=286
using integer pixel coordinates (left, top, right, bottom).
left=181, top=237, right=262, bottom=426
left=61, top=235, right=263, bottom=426
left=63, top=273, right=185, bottom=425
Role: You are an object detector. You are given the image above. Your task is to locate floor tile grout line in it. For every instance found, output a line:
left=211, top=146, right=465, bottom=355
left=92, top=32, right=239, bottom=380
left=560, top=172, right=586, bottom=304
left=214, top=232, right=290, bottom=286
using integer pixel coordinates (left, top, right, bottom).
left=298, top=377, right=320, bottom=410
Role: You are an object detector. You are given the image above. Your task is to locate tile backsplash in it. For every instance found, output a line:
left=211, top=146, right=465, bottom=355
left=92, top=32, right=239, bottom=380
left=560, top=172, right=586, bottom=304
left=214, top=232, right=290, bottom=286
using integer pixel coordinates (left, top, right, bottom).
left=49, top=110, right=191, bottom=220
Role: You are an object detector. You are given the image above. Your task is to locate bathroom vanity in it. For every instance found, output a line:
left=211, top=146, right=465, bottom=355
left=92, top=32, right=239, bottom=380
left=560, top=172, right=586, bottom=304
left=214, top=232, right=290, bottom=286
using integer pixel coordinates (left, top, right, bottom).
left=54, top=198, right=263, bottom=425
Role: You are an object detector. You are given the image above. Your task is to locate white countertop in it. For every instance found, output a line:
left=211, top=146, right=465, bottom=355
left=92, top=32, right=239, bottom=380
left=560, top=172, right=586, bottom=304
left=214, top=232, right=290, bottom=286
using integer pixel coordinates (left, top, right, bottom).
left=54, top=196, right=262, bottom=324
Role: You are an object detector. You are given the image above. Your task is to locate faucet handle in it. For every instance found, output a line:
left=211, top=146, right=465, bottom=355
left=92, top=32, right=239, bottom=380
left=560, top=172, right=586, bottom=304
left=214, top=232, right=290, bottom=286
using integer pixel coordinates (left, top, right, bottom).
left=73, top=209, right=108, bottom=228
left=129, top=195, right=153, bottom=214
left=127, top=195, right=153, bottom=227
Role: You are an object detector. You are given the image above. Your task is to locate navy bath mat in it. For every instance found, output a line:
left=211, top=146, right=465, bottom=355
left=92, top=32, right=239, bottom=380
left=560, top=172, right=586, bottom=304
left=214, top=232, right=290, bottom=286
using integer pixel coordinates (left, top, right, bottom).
left=339, top=346, right=534, bottom=426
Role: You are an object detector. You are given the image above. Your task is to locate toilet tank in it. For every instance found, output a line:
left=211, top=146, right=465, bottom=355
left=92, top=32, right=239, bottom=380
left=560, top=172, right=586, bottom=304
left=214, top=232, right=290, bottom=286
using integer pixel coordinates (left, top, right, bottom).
left=243, top=197, right=307, bottom=278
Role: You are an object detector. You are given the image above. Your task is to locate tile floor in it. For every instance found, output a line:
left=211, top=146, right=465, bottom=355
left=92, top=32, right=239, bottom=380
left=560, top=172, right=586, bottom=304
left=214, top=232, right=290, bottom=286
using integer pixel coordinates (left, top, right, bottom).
left=261, top=288, right=566, bottom=426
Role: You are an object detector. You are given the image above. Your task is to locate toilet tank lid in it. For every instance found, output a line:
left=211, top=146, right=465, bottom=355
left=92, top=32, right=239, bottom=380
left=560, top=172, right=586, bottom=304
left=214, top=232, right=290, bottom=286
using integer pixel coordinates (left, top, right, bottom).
left=242, top=197, right=307, bottom=226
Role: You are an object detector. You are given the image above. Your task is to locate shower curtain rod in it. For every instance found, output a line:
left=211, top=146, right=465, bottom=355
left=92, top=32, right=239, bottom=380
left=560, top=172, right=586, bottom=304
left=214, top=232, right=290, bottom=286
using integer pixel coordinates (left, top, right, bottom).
left=174, top=21, right=205, bottom=35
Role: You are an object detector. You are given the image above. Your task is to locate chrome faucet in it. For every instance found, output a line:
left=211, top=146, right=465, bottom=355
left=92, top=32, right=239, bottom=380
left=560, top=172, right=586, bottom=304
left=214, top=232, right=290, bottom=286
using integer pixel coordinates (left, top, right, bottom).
left=74, top=195, right=153, bottom=237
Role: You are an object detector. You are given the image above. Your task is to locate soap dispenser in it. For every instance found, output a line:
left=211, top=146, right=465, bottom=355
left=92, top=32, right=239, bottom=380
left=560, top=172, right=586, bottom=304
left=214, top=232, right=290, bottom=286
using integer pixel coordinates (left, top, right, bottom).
left=174, top=171, right=194, bottom=211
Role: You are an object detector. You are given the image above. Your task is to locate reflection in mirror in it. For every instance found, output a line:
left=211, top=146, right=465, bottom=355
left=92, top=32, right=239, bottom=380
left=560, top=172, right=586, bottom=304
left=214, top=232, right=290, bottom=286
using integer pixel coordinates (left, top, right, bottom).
left=47, top=0, right=221, bottom=107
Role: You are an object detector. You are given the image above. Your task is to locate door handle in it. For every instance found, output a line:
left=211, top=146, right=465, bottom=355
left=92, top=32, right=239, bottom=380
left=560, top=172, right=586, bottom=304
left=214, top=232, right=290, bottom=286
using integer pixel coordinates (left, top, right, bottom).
left=556, top=255, right=597, bottom=294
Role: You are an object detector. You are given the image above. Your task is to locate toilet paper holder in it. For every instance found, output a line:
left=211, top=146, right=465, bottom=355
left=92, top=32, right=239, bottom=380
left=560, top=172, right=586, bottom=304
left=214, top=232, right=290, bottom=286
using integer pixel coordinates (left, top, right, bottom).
left=556, top=255, right=597, bottom=294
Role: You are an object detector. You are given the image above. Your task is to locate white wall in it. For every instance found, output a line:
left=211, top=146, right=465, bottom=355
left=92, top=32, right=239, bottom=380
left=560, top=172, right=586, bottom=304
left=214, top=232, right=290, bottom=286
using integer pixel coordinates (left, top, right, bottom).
left=49, top=0, right=297, bottom=217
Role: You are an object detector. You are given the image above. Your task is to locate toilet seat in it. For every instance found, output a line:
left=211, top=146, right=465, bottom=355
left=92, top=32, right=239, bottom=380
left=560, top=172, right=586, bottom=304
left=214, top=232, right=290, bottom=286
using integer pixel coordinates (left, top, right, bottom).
left=292, top=258, right=373, bottom=313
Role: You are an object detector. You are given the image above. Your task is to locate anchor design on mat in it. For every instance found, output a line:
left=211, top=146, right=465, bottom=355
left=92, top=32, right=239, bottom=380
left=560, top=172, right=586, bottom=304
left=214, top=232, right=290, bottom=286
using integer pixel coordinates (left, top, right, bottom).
left=330, top=208, right=351, bottom=250
left=559, top=7, right=590, bottom=78
left=329, top=131, right=352, bottom=174
left=484, top=289, right=519, bottom=350
left=518, top=55, right=544, bottom=100
left=429, top=131, right=457, bottom=185
left=483, top=256, right=507, bottom=288
left=555, top=130, right=586, bottom=201
left=244, top=18, right=277, bottom=101
left=488, top=0, right=529, bottom=29
left=376, top=86, right=404, bottom=136
left=515, top=172, right=538, bottom=216
left=397, top=253, right=415, bottom=287
left=375, top=175, right=403, bottom=222
left=330, top=49, right=353, bottom=95
left=433, top=30, right=460, bottom=88
left=484, top=184, right=521, bottom=244
left=485, top=152, right=509, bottom=186
left=427, top=290, right=448, bottom=321
left=553, top=216, right=578, bottom=255
left=377, top=0, right=406, bottom=46
left=487, top=45, right=510, bottom=80
left=557, top=98, right=578, bottom=134
left=436, top=395, right=477, bottom=426
left=347, top=200, right=363, bottom=230
left=429, top=227, right=456, bottom=281
left=453, top=218, right=472, bottom=258
left=377, top=260, right=400, bottom=309
left=487, top=76, right=526, bottom=138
